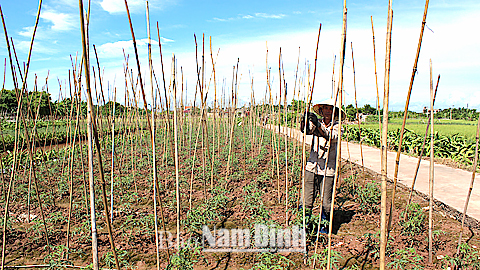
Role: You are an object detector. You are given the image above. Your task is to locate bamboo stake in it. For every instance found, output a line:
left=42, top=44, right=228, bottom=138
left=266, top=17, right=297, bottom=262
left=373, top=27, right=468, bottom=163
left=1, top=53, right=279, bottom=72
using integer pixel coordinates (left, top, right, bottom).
left=2, top=3, right=50, bottom=268
left=282, top=61, right=289, bottom=226
left=313, top=89, right=340, bottom=267
left=65, top=80, right=82, bottom=260
left=380, top=2, right=393, bottom=269
left=370, top=16, right=382, bottom=144
left=27, top=90, right=44, bottom=224
left=145, top=2, right=161, bottom=267
left=110, top=86, right=116, bottom=223
left=428, top=59, right=434, bottom=264
left=210, top=36, right=217, bottom=189
left=387, top=0, right=430, bottom=234
left=79, top=0, right=120, bottom=268
left=78, top=0, right=99, bottom=267
left=456, top=109, right=480, bottom=256
left=188, top=113, right=203, bottom=209
left=406, top=75, right=439, bottom=208
left=172, top=55, right=181, bottom=251
left=350, top=42, right=365, bottom=183
left=326, top=2, right=346, bottom=268
left=224, top=61, right=239, bottom=185
left=301, top=63, right=311, bottom=259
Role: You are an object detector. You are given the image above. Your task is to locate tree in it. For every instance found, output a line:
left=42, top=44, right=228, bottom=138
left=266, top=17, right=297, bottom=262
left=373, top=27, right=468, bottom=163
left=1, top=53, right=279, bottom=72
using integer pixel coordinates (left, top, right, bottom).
left=345, top=104, right=356, bottom=121
left=26, top=91, right=52, bottom=117
left=0, top=89, right=18, bottom=114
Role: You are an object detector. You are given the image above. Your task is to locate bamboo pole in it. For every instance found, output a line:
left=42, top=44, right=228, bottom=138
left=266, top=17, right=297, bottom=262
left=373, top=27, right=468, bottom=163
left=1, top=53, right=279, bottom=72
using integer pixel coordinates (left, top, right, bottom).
left=387, top=0, right=430, bottom=234
left=65, top=81, right=82, bottom=260
left=224, top=61, right=239, bottom=185
left=326, top=2, right=346, bottom=268
left=110, top=86, right=116, bottom=223
left=145, top=3, right=161, bottom=267
left=79, top=0, right=99, bottom=267
left=456, top=109, right=480, bottom=256
left=370, top=16, right=382, bottom=146
left=350, top=42, right=365, bottom=183
left=428, top=59, right=434, bottom=264
left=172, top=55, right=181, bottom=251
left=282, top=59, right=289, bottom=226
left=2, top=3, right=51, bottom=269
left=380, top=2, right=393, bottom=269
left=406, top=75, right=439, bottom=208
left=210, top=36, right=217, bottom=189
left=79, top=0, right=120, bottom=268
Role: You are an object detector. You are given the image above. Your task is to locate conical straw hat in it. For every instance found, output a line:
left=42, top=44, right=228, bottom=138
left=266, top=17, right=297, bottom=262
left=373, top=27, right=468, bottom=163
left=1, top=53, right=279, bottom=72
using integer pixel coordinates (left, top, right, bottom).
left=312, top=98, right=346, bottom=120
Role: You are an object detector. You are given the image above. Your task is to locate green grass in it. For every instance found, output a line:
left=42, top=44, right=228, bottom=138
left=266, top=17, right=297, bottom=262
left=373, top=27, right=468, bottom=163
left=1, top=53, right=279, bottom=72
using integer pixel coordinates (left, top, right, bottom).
left=359, top=118, right=478, bottom=140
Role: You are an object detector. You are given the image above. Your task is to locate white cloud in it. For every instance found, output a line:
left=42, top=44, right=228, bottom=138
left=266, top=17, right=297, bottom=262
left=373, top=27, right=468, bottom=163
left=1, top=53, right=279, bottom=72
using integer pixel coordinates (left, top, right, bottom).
left=16, top=40, right=56, bottom=55
left=255, top=13, right=286, bottom=19
left=100, top=0, right=141, bottom=14
left=161, top=37, right=174, bottom=43
left=213, top=17, right=229, bottom=22
left=100, top=0, right=176, bottom=14
left=51, top=0, right=78, bottom=8
left=95, top=38, right=172, bottom=60
left=40, top=10, right=76, bottom=31
left=242, top=15, right=254, bottom=19
left=71, top=9, right=480, bottom=111
left=18, top=26, right=35, bottom=37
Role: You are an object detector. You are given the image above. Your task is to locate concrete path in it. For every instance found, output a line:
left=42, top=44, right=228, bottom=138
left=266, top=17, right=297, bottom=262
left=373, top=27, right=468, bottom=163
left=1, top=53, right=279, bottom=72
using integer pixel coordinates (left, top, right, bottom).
left=265, top=124, right=480, bottom=221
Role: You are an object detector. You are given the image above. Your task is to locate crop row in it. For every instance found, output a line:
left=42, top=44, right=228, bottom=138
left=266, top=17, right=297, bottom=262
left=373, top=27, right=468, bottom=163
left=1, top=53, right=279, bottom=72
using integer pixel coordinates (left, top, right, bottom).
left=344, top=125, right=479, bottom=167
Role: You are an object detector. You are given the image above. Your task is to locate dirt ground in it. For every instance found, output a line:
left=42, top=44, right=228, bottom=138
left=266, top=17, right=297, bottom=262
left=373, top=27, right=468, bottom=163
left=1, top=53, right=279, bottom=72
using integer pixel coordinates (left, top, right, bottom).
left=2, top=128, right=479, bottom=269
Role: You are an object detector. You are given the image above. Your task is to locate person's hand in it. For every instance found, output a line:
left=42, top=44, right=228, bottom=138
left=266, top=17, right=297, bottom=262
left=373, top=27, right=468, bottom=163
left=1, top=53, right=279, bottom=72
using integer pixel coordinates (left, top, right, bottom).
left=300, top=112, right=319, bottom=134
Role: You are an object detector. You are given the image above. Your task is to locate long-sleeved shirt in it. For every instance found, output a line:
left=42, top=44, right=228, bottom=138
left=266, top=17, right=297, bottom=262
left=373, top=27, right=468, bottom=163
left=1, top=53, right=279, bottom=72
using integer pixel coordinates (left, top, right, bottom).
left=305, top=120, right=343, bottom=176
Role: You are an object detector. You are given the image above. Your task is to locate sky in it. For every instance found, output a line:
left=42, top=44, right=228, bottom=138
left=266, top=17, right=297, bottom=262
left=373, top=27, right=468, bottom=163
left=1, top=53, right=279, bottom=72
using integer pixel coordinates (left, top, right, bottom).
left=0, top=0, right=479, bottom=112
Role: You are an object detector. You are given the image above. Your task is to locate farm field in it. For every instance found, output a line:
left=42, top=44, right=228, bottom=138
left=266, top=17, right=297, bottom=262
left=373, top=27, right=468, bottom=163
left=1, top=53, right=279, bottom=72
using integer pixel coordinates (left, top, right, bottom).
left=2, top=0, right=480, bottom=268
left=2, top=113, right=480, bottom=269
left=359, top=118, right=478, bottom=139
left=344, top=119, right=480, bottom=169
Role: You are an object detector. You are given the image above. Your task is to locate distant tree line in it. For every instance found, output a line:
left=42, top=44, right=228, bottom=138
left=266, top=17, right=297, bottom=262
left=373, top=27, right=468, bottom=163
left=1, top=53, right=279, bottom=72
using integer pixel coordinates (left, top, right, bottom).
left=430, top=107, right=479, bottom=121
left=0, top=89, right=129, bottom=118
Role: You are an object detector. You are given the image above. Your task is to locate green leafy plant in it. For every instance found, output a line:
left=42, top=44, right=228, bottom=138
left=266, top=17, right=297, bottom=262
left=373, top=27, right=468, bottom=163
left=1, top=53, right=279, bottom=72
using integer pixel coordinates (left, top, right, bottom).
left=308, top=248, right=342, bottom=270
left=387, top=247, right=423, bottom=270
left=43, top=245, right=74, bottom=268
left=362, top=231, right=393, bottom=261
left=102, top=248, right=132, bottom=269
left=167, top=246, right=203, bottom=270
left=399, top=203, right=426, bottom=238
left=440, top=243, right=480, bottom=269
left=242, top=252, right=294, bottom=270
left=355, top=181, right=381, bottom=214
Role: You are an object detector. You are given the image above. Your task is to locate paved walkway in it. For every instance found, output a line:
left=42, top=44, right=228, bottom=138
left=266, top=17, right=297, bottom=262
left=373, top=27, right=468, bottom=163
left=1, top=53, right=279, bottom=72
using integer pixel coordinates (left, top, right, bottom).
left=265, top=124, right=480, bottom=221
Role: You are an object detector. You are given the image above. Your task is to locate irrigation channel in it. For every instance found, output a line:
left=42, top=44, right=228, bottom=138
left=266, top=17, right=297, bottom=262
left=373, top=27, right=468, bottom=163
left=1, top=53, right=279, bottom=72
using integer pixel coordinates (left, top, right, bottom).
left=2, top=0, right=480, bottom=269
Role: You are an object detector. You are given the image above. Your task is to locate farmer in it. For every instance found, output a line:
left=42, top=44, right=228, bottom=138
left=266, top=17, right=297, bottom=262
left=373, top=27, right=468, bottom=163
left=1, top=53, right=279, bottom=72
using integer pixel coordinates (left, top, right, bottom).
left=300, top=98, right=345, bottom=234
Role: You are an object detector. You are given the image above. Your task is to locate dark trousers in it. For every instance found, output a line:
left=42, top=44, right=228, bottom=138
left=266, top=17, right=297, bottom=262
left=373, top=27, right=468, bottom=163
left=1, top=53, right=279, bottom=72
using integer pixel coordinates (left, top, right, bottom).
left=302, top=170, right=334, bottom=214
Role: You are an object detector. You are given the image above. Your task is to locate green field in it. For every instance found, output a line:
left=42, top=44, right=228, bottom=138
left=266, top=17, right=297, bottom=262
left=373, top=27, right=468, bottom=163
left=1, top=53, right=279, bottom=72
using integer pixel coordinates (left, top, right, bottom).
left=358, top=118, right=478, bottom=140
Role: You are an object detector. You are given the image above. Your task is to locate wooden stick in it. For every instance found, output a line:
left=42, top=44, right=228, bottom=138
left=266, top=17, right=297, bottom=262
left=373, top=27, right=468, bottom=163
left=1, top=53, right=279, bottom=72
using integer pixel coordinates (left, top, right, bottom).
left=80, top=0, right=120, bottom=268
left=456, top=109, right=480, bottom=255
left=65, top=79, right=82, bottom=260
left=326, top=2, right=346, bottom=269
left=351, top=42, right=365, bottom=183
left=406, top=75, right=439, bottom=208
left=172, top=55, right=181, bottom=250
left=387, top=0, right=430, bottom=235
left=380, top=2, right=393, bottom=269
left=224, top=61, right=239, bottom=185
left=145, top=3, right=161, bottom=267
left=371, top=16, right=382, bottom=144
left=428, top=59, right=434, bottom=264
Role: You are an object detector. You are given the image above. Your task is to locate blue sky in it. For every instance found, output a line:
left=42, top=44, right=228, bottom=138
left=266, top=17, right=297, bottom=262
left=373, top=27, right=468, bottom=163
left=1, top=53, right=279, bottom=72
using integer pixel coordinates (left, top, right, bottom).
left=1, top=0, right=479, bottom=112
